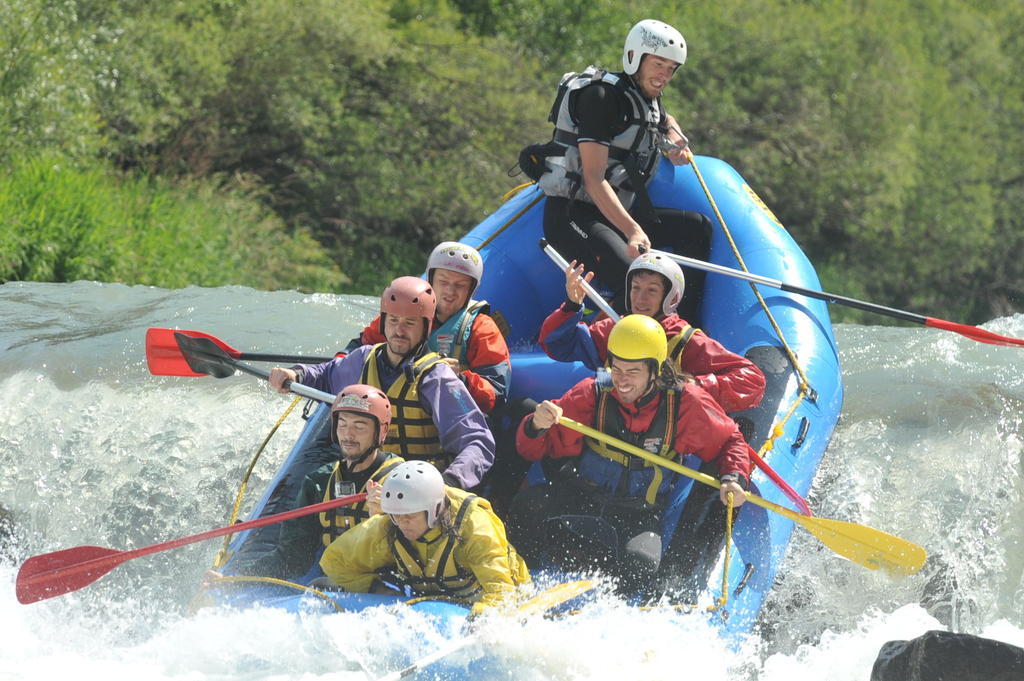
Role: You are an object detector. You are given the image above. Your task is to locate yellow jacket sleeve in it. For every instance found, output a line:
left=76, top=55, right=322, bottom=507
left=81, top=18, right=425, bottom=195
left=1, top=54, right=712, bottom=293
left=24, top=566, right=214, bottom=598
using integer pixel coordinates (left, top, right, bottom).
left=456, top=498, right=532, bottom=614
left=319, top=514, right=395, bottom=592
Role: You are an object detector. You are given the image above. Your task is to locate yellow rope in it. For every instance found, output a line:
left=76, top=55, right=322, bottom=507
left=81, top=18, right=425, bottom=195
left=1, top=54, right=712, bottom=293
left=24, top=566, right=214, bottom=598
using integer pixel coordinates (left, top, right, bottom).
left=686, top=152, right=813, bottom=398
left=479, top=185, right=544, bottom=249
left=707, top=491, right=734, bottom=612
left=212, top=395, right=304, bottom=569
left=757, top=390, right=807, bottom=457
left=203, top=574, right=346, bottom=612
left=502, top=181, right=536, bottom=202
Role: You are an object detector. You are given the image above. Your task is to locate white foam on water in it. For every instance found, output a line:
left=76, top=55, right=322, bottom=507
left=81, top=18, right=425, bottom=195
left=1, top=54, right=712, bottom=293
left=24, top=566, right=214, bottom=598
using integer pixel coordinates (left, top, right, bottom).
left=2, top=283, right=1022, bottom=680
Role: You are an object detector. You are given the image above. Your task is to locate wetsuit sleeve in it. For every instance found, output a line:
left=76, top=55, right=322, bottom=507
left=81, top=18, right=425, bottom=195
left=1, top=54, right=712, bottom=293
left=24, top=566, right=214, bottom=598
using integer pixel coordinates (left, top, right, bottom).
left=319, top=514, right=394, bottom=592
left=673, top=384, right=751, bottom=478
left=460, top=314, right=511, bottom=413
left=515, top=377, right=598, bottom=461
left=457, top=503, right=531, bottom=614
left=681, top=331, right=767, bottom=412
left=418, top=364, right=496, bottom=490
left=344, top=315, right=385, bottom=353
left=574, top=82, right=624, bottom=145
left=538, top=302, right=602, bottom=370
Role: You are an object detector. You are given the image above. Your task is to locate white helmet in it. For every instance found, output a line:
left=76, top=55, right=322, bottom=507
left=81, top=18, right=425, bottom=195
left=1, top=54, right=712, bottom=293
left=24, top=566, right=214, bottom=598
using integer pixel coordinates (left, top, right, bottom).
left=381, top=461, right=447, bottom=528
left=426, top=242, right=483, bottom=296
left=622, top=20, right=687, bottom=76
left=625, top=252, right=685, bottom=317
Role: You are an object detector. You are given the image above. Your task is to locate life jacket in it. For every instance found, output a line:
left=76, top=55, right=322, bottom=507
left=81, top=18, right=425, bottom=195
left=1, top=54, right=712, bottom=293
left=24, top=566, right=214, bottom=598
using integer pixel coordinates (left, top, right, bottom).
left=359, top=344, right=448, bottom=465
left=667, top=324, right=698, bottom=369
left=386, top=489, right=483, bottom=601
left=319, top=451, right=403, bottom=547
left=577, top=373, right=680, bottom=507
left=429, top=300, right=489, bottom=365
left=537, top=65, right=667, bottom=217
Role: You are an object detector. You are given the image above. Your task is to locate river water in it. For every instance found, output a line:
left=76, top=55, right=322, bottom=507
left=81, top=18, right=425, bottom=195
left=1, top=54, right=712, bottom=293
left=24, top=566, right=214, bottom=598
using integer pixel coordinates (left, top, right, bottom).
left=1, top=281, right=1022, bottom=680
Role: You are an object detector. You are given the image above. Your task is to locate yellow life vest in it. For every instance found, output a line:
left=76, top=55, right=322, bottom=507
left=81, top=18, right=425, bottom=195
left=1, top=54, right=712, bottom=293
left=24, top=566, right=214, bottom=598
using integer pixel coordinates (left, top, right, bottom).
left=387, top=489, right=483, bottom=602
left=359, top=344, right=448, bottom=465
left=667, top=324, right=698, bottom=370
left=319, top=452, right=403, bottom=548
left=582, top=378, right=679, bottom=507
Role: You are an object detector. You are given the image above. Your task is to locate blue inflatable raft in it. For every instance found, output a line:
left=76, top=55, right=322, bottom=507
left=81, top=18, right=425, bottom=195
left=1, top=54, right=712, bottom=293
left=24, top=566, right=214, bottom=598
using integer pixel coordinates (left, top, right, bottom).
left=207, top=155, right=843, bottom=647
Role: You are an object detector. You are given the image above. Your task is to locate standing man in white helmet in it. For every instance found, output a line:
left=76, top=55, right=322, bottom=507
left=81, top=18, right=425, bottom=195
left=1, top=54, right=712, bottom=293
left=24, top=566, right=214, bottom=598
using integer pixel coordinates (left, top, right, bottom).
left=530, top=19, right=712, bottom=307
left=346, top=241, right=511, bottom=415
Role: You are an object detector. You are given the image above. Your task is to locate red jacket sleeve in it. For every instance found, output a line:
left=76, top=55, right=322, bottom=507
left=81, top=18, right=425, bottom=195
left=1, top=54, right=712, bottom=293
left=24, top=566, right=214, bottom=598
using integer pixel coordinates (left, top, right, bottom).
left=360, top=315, right=386, bottom=345
left=515, top=378, right=598, bottom=461
left=678, top=330, right=766, bottom=413
left=461, top=314, right=511, bottom=414
left=588, top=317, right=615, bottom=363
left=673, top=383, right=751, bottom=478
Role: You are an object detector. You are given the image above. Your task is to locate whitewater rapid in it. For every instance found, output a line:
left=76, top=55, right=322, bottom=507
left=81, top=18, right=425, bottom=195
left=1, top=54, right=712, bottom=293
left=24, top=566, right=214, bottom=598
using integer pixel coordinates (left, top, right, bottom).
left=1, top=281, right=1022, bottom=680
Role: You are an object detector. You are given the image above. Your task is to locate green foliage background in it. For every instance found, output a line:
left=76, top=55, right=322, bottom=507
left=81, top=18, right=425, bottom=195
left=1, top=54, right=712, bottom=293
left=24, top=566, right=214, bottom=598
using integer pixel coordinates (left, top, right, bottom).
left=2, top=0, right=1021, bottom=322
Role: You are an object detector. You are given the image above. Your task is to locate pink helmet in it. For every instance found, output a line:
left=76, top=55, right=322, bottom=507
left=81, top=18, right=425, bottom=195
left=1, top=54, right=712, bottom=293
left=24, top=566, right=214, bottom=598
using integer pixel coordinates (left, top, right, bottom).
left=379, top=276, right=437, bottom=335
left=331, top=384, right=392, bottom=446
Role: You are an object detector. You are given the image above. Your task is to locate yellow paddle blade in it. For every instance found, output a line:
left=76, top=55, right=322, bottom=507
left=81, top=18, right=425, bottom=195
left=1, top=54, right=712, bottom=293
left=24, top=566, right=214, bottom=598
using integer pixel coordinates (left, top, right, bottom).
left=515, top=579, right=595, bottom=618
left=557, top=417, right=928, bottom=576
left=795, top=514, right=927, bottom=576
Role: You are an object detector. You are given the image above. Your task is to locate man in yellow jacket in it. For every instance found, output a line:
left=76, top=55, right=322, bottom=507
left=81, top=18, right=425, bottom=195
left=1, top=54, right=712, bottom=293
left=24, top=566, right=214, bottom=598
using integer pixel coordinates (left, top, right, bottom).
left=320, top=461, right=530, bottom=615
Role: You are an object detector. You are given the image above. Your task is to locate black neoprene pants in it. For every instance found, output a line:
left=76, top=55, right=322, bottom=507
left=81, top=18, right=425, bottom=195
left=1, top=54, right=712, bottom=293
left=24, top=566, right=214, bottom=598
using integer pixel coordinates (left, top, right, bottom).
left=542, top=196, right=711, bottom=319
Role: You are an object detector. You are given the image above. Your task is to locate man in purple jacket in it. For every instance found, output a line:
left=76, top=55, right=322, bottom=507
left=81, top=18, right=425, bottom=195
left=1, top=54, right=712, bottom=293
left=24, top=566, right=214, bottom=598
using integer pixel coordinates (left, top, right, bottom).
left=269, top=276, right=494, bottom=490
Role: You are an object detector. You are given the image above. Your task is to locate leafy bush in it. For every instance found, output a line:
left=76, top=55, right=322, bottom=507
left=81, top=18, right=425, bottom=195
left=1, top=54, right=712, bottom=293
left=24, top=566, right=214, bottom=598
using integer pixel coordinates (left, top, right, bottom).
left=0, top=156, right=345, bottom=291
left=1, top=0, right=1021, bottom=320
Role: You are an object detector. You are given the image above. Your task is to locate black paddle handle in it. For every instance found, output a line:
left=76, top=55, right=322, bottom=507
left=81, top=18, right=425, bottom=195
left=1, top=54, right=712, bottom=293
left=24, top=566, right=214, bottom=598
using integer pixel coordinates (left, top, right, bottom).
left=777, top=282, right=927, bottom=325
left=239, top=352, right=336, bottom=363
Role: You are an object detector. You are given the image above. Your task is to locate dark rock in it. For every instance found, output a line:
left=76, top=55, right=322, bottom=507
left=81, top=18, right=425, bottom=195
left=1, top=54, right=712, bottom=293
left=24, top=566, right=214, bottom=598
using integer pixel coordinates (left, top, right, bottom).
left=871, top=630, right=1024, bottom=681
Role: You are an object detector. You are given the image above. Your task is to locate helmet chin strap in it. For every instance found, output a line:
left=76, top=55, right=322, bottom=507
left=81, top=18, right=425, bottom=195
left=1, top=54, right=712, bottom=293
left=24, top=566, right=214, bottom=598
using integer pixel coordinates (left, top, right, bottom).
left=341, top=445, right=376, bottom=471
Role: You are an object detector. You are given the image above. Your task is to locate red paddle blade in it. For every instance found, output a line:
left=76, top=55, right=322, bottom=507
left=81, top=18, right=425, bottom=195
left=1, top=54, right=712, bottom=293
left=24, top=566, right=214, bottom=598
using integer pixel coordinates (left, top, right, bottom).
left=924, top=318, right=1024, bottom=348
left=16, top=545, right=127, bottom=604
left=145, top=328, right=242, bottom=376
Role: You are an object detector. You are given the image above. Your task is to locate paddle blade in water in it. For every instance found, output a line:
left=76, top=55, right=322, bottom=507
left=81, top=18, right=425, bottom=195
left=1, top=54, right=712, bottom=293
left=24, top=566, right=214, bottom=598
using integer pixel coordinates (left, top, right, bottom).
left=17, top=546, right=126, bottom=604
left=798, top=515, right=927, bottom=576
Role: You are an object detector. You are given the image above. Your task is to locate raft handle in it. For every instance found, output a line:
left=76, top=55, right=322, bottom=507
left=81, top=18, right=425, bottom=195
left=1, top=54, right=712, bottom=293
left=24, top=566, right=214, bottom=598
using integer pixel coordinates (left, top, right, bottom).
left=791, top=417, right=810, bottom=450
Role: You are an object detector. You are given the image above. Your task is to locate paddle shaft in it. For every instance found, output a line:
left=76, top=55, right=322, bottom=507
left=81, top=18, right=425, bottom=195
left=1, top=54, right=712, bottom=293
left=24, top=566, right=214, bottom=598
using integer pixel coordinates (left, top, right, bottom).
left=538, top=238, right=621, bottom=321
left=227, top=358, right=336, bottom=404
left=174, top=332, right=334, bottom=402
left=373, top=579, right=595, bottom=681
left=146, top=328, right=335, bottom=366
left=557, top=416, right=926, bottom=574
left=18, top=493, right=367, bottom=602
left=237, top=352, right=335, bottom=363
left=655, top=250, right=1024, bottom=347
left=377, top=635, right=480, bottom=681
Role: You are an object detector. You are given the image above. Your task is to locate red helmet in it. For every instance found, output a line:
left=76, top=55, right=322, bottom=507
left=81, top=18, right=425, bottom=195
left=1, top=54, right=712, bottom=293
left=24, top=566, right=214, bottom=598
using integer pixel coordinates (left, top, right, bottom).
left=331, top=384, right=392, bottom=446
left=379, top=276, right=437, bottom=336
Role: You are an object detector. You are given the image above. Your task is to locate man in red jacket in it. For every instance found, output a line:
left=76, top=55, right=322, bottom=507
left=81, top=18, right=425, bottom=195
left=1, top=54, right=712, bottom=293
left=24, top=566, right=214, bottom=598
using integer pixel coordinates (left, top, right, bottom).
left=508, top=314, right=750, bottom=599
left=346, top=241, right=510, bottom=414
left=539, top=252, right=765, bottom=414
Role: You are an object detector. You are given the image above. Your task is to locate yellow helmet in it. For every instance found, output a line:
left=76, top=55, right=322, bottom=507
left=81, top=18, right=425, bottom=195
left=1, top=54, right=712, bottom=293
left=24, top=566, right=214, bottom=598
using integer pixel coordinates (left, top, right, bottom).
left=606, top=314, right=668, bottom=364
